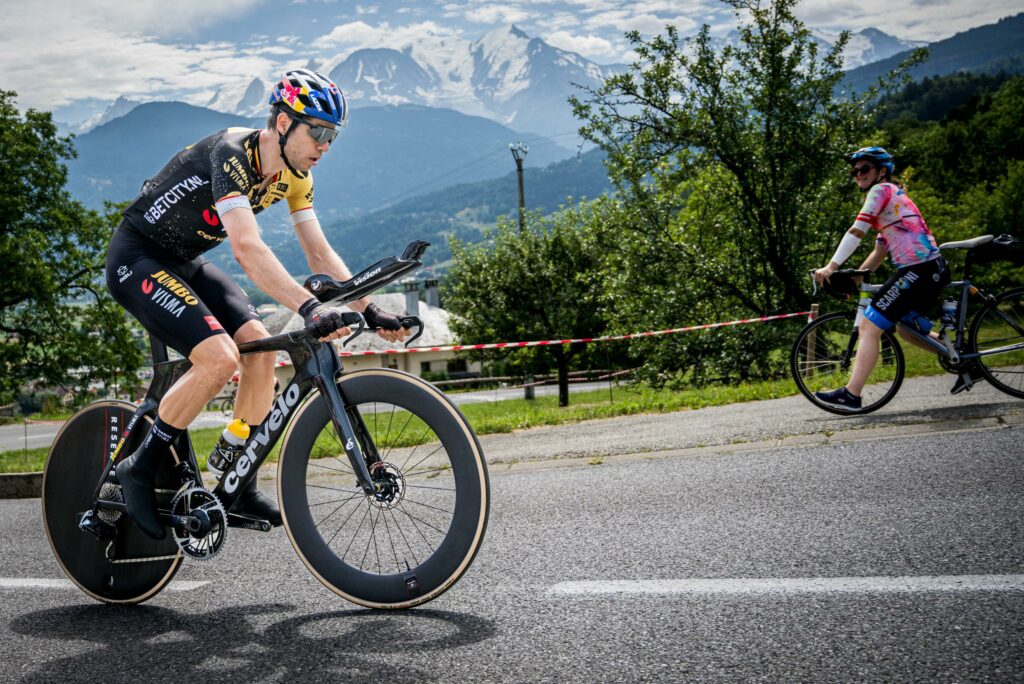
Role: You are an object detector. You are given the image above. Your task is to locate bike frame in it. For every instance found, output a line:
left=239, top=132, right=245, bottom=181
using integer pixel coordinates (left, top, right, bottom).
left=853, top=277, right=1024, bottom=363
left=90, top=330, right=379, bottom=527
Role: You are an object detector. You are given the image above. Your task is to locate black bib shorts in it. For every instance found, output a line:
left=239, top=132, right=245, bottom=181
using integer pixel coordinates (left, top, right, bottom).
left=105, top=225, right=260, bottom=358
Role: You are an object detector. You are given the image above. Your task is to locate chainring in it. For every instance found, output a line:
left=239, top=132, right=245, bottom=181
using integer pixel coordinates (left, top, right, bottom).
left=169, top=486, right=228, bottom=561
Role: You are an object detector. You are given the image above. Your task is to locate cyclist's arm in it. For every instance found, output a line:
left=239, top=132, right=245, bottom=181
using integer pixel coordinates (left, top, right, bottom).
left=293, top=216, right=369, bottom=313
left=221, top=207, right=316, bottom=312
left=293, top=217, right=409, bottom=343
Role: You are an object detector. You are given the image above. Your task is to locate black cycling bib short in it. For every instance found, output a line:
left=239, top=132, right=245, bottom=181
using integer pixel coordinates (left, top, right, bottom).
left=105, top=127, right=316, bottom=356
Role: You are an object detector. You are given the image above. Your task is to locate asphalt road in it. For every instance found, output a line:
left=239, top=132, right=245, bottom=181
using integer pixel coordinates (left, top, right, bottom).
left=2, top=422, right=1022, bottom=682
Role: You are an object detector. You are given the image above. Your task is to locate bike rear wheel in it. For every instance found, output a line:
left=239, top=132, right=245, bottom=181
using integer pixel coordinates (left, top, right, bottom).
left=790, top=311, right=906, bottom=415
left=968, top=286, right=1024, bottom=398
left=278, top=369, right=489, bottom=609
left=42, top=401, right=183, bottom=604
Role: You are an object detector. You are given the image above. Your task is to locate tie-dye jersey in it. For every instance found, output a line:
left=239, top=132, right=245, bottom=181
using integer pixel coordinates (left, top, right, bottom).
left=852, top=182, right=939, bottom=268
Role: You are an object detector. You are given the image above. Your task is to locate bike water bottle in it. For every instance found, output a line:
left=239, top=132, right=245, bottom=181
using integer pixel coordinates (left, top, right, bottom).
left=208, top=418, right=249, bottom=478
left=941, top=299, right=958, bottom=330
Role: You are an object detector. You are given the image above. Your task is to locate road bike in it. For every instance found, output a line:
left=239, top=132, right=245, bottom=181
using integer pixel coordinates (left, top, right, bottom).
left=791, top=234, right=1024, bottom=415
left=42, top=241, right=490, bottom=608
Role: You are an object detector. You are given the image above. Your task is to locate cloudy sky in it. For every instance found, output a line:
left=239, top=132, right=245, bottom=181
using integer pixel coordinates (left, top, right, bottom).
left=1, top=0, right=1016, bottom=123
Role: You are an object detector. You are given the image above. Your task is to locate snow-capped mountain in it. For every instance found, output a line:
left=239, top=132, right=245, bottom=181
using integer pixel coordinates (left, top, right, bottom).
left=721, top=26, right=924, bottom=70
left=68, top=24, right=928, bottom=137
left=328, top=25, right=624, bottom=135
left=78, top=96, right=142, bottom=133
left=842, top=28, right=927, bottom=69
left=207, top=77, right=269, bottom=117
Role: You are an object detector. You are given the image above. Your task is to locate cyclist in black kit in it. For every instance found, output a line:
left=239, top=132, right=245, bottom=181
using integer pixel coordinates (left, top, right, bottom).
left=106, top=68, right=409, bottom=539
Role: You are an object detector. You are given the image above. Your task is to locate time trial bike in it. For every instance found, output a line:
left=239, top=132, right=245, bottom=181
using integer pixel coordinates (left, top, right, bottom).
left=791, top=233, right=1024, bottom=415
left=42, top=241, right=490, bottom=608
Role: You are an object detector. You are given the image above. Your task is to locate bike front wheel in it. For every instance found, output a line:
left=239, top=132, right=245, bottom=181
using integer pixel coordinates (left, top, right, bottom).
left=968, top=286, right=1024, bottom=398
left=278, top=369, right=489, bottom=609
left=790, top=311, right=906, bottom=415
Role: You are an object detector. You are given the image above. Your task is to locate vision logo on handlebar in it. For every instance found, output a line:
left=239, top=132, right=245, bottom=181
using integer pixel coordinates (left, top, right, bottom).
left=304, top=240, right=430, bottom=348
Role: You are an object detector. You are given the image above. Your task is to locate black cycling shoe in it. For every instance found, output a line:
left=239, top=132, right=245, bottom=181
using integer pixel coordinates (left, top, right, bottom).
left=115, top=449, right=167, bottom=540
left=814, top=387, right=862, bottom=412
left=234, top=477, right=282, bottom=527
left=951, top=367, right=984, bottom=395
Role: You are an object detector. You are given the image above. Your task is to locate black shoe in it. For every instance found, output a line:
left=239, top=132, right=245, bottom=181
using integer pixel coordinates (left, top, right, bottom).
left=814, top=387, right=863, bottom=412
left=115, top=450, right=167, bottom=540
left=234, top=477, right=282, bottom=527
left=951, top=367, right=984, bottom=395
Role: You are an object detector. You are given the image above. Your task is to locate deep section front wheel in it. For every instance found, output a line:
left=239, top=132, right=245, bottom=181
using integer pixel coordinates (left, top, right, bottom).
left=790, top=311, right=905, bottom=415
left=969, top=286, right=1024, bottom=398
left=278, top=369, right=489, bottom=609
left=42, top=401, right=183, bottom=604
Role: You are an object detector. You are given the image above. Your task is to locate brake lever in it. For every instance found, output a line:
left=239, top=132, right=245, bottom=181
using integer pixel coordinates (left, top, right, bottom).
left=340, top=311, right=366, bottom=347
left=808, top=270, right=819, bottom=297
left=399, top=316, right=423, bottom=347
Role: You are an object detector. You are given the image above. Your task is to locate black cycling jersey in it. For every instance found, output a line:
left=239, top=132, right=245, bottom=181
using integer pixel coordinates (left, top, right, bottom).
left=121, top=128, right=315, bottom=261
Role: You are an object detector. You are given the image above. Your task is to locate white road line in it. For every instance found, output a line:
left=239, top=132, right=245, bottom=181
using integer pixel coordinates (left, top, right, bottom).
left=547, top=574, right=1024, bottom=596
left=0, top=578, right=209, bottom=592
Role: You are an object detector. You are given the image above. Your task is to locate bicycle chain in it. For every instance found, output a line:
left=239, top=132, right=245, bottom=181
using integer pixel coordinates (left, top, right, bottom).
left=104, top=541, right=180, bottom=564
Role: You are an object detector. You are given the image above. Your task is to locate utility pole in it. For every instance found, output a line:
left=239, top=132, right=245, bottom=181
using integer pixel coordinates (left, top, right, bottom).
left=509, top=142, right=528, bottom=232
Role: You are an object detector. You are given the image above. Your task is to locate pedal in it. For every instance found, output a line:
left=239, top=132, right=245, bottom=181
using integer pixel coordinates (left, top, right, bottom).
left=77, top=510, right=118, bottom=541
left=227, top=512, right=273, bottom=532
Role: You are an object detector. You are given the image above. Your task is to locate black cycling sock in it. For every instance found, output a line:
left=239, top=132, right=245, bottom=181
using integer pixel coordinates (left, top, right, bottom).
left=116, top=417, right=182, bottom=539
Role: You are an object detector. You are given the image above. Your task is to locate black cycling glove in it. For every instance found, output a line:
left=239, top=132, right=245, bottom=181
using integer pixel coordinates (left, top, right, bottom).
left=299, top=297, right=347, bottom=338
left=363, top=303, right=403, bottom=331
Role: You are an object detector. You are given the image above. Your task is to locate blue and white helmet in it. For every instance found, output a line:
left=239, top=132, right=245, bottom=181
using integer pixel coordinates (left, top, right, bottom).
left=848, top=146, right=895, bottom=174
left=269, top=68, right=348, bottom=127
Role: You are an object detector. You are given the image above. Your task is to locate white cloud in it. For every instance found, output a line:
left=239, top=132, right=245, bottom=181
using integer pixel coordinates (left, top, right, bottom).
left=795, top=0, right=1023, bottom=41
left=313, top=19, right=465, bottom=55
left=462, top=4, right=531, bottom=24
left=544, top=31, right=620, bottom=61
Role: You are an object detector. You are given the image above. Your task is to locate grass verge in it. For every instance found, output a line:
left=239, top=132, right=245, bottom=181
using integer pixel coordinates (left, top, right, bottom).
left=0, top=346, right=953, bottom=475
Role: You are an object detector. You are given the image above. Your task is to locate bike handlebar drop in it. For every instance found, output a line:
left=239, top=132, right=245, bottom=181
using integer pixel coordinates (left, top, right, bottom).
left=303, top=240, right=430, bottom=347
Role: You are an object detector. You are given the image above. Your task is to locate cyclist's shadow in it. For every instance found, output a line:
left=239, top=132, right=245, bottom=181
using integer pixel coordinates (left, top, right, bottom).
left=11, top=602, right=496, bottom=683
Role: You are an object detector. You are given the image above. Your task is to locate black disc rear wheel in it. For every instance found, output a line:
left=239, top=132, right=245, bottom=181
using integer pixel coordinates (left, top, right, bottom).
left=42, top=401, right=182, bottom=604
left=278, top=370, right=489, bottom=609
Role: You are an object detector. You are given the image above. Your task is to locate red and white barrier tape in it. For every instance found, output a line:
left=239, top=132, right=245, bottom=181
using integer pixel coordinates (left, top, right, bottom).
left=338, top=311, right=811, bottom=358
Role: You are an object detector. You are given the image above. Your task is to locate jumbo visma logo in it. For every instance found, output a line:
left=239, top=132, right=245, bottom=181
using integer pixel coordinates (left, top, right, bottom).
left=142, top=271, right=199, bottom=318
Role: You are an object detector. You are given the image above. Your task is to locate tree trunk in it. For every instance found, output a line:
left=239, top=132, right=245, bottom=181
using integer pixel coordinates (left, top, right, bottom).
left=552, top=347, right=571, bottom=407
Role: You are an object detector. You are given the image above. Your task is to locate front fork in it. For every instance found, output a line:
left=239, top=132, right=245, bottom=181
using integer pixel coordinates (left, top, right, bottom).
left=313, top=375, right=380, bottom=497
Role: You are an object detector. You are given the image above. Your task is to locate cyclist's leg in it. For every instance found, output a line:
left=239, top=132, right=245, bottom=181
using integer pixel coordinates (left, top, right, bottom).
left=896, top=324, right=942, bottom=352
left=106, top=248, right=240, bottom=536
left=189, top=260, right=280, bottom=523
left=232, top=320, right=276, bottom=421
left=847, top=314, right=886, bottom=396
left=188, top=260, right=271, bottom=425
left=851, top=258, right=948, bottom=394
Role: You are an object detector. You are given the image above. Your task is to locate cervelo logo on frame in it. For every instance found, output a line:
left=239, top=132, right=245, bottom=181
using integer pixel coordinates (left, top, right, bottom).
left=223, top=383, right=302, bottom=494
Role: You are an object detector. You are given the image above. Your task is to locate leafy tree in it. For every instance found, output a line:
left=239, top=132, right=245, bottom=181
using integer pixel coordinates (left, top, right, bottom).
left=0, top=91, right=143, bottom=405
left=564, top=0, right=928, bottom=385
left=444, top=207, right=609, bottom=406
left=572, top=0, right=926, bottom=313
